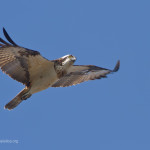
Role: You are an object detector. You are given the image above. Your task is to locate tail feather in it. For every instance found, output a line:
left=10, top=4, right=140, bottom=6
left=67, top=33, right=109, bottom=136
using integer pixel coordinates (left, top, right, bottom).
left=5, top=88, right=31, bottom=110
left=5, top=96, right=23, bottom=110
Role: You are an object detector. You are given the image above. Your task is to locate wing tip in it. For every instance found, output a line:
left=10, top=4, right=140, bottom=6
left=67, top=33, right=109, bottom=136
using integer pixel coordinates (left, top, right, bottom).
left=113, top=60, right=120, bottom=72
left=3, top=27, right=6, bottom=33
left=2, top=27, right=18, bottom=46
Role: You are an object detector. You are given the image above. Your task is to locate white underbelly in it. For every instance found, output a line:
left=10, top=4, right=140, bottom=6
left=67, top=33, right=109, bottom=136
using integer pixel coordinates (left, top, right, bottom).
left=27, top=56, right=58, bottom=94
left=30, top=74, right=58, bottom=94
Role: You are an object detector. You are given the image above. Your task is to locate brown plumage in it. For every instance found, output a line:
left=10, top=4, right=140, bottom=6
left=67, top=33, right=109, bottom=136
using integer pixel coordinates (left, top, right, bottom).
left=0, top=28, right=120, bottom=110
left=52, top=62, right=120, bottom=87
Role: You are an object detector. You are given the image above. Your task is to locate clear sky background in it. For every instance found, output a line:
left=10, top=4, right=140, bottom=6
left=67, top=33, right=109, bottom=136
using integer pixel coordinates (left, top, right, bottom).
left=0, top=0, right=149, bottom=150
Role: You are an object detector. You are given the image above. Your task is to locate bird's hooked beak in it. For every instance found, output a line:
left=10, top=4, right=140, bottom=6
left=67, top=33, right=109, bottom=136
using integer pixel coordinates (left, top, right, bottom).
left=61, top=54, right=76, bottom=66
left=68, top=55, right=76, bottom=62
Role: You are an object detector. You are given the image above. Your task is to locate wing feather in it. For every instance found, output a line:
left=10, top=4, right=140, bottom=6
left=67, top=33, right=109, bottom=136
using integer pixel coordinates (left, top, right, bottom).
left=3, top=28, right=18, bottom=46
left=0, top=47, right=31, bottom=85
left=52, top=61, right=120, bottom=87
left=0, top=28, right=48, bottom=86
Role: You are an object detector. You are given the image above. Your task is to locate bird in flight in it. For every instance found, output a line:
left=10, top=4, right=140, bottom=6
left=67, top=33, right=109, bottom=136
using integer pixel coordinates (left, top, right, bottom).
left=0, top=28, right=120, bottom=110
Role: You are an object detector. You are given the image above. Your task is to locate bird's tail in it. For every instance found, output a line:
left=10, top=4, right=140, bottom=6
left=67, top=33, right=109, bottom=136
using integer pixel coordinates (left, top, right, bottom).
left=5, top=88, right=31, bottom=110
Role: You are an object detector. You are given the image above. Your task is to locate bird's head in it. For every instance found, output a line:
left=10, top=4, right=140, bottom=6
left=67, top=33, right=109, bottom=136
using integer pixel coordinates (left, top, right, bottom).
left=61, top=54, right=76, bottom=66
left=53, top=54, right=76, bottom=72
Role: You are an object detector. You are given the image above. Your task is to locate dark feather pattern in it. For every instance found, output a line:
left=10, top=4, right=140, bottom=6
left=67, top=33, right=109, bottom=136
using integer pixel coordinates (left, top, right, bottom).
left=52, top=60, right=120, bottom=87
left=0, top=48, right=30, bottom=85
left=0, top=37, right=11, bottom=46
left=3, top=28, right=18, bottom=46
left=0, top=28, right=41, bottom=86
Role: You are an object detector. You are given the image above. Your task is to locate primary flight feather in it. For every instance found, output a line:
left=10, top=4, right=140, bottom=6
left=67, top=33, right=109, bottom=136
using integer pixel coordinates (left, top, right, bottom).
left=0, top=28, right=120, bottom=110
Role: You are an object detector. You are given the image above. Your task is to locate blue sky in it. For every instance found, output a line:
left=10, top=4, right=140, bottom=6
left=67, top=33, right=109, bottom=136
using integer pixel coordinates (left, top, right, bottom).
left=0, top=0, right=149, bottom=149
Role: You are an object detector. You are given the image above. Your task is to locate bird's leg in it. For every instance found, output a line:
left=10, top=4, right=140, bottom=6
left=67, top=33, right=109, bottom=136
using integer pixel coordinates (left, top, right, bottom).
left=21, top=92, right=32, bottom=100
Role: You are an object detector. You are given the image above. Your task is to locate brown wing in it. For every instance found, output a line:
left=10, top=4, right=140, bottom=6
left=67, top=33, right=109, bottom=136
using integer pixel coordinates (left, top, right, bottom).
left=0, top=28, right=46, bottom=86
left=52, top=60, right=120, bottom=87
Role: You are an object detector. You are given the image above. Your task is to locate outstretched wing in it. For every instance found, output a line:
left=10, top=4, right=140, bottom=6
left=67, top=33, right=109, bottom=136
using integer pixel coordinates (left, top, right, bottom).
left=0, top=28, right=47, bottom=86
left=52, top=60, right=120, bottom=87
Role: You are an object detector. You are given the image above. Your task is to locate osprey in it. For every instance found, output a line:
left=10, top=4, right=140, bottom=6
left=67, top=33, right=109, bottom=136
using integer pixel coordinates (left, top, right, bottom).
left=0, top=28, right=120, bottom=110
